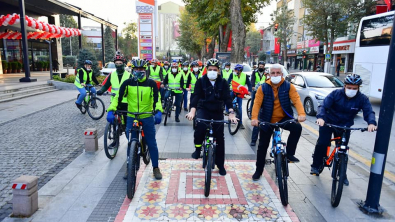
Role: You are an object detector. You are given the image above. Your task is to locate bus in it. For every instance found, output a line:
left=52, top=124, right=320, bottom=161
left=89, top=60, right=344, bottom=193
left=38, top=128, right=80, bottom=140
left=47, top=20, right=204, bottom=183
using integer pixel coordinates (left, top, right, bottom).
left=354, top=11, right=394, bottom=99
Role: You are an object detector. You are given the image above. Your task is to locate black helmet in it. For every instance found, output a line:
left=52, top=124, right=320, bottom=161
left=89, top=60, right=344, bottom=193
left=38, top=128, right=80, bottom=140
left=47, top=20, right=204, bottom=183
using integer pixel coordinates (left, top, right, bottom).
left=258, top=61, right=265, bottom=66
left=182, top=61, right=189, bottom=66
left=224, top=62, right=231, bottom=67
left=344, top=74, right=362, bottom=85
left=190, top=61, right=198, bottom=67
left=132, top=59, right=148, bottom=69
left=206, top=58, right=220, bottom=68
left=84, top=60, right=93, bottom=65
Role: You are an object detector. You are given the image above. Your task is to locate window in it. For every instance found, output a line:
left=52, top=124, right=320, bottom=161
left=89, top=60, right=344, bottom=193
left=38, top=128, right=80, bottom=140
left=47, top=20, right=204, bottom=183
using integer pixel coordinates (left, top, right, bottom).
left=293, top=75, right=305, bottom=87
left=360, top=14, right=394, bottom=47
left=305, top=75, right=344, bottom=88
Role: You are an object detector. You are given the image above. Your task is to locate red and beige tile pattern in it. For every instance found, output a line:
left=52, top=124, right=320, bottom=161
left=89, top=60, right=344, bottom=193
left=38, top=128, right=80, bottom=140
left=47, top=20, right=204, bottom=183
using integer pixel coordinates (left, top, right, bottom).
left=116, top=160, right=299, bottom=222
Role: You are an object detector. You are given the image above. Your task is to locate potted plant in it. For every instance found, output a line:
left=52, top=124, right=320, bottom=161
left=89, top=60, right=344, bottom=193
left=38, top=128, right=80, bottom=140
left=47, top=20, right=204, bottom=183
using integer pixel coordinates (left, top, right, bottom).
left=37, top=61, right=43, bottom=71
left=11, top=62, right=18, bottom=73
left=45, top=61, right=49, bottom=71
left=17, top=62, right=22, bottom=73
left=2, top=61, right=7, bottom=74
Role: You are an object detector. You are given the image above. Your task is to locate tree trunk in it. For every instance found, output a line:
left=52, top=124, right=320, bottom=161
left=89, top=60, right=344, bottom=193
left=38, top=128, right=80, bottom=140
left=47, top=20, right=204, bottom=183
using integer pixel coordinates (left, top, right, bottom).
left=221, top=24, right=231, bottom=52
left=206, top=36, right=216, bottom=59
left=230, top=0, right=246, bottom=63
left=219, top=25, right=224, bottom=48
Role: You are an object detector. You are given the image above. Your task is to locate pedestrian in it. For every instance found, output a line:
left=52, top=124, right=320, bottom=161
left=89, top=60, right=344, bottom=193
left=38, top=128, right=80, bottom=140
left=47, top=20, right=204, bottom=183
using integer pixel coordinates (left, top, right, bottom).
left=299, top=60, right=303, bottom=70
left=308, top=60, right=312, bottom=71
left=336, top=60, right=341, bottom=77
left=52, top=59, right=59, bottom=72
left=287, top=62, right=290, bottom=70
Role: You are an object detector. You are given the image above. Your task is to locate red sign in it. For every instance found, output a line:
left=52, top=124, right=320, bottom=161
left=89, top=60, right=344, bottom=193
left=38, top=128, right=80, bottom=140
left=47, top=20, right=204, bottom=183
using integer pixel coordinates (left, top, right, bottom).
left=384, top=0, right=392, bottom=10
left=274, top=38, right=280, bottom=54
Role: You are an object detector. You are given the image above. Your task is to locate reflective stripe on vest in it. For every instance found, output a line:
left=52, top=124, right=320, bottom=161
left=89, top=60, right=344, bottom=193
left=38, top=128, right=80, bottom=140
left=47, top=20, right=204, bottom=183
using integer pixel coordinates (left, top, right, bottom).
left=74, top=68, right=92, bottom=88
left=190, top=73, right=198, bottom=93
left=230, top=72, right=247, bottom=89
left=110, top=71, right=131, bottom=103
left=149, top=66, right=161, bottom=81
left=168, top=73, right=183, bottom=93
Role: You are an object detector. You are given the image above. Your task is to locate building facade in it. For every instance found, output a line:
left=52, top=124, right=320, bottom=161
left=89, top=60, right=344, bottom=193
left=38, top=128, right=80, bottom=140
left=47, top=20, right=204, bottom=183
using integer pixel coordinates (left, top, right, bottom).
left=157, top=1, right=183, bottom=56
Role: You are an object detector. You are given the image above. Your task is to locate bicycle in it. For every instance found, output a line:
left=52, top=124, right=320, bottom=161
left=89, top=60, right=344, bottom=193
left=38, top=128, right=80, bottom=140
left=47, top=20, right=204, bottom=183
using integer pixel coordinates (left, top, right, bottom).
left=228, top=93, right=242, bottom=135
left=104, top=109, right=126, bottom=159
left=319, top=124, right=367, bottom=207
left=163, top=88, right=175, bottom=126
left=76, top=85, right=105, bottom=120
left=196, top=118, right=229, bottom=197
left=260, top=119, right=298, bottom=206
left=121, top=111, right=151, bottom=199
left=246, top=97, right=252, bottom=120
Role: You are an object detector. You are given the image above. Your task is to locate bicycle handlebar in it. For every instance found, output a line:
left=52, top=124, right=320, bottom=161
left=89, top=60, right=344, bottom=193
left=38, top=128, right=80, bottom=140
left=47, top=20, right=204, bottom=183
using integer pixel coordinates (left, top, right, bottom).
left=116, top=110, right=153, bottom=116
left=258, top=119, right=298, bottom=127
left=196, top=118, right=230, bottom=124
left=325, top=124, right=367, bottom=132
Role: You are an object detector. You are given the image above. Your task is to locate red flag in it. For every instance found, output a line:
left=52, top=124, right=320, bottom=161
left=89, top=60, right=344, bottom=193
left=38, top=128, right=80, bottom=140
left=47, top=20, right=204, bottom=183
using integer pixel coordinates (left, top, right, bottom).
left=384, top=0, right=391, bottom=10
left=275, top=38, right=280, bottom=54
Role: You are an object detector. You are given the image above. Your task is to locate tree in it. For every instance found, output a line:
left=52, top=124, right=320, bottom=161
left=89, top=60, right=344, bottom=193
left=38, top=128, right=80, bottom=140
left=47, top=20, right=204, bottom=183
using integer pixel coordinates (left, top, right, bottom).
left=59, top=15, right=79, bottom=56
left=245, top=28, right=262, bottom=56
left=119, top=21, right=138, bottom=60
left=104, top=26, right=116, bottom=63
left=271, top=1, right=294, bottom=67
left=77, top=49, right=100, bottom=77
left=258, top=51, right=266, bottom=61
left=230, top=0, right=246, bottom=63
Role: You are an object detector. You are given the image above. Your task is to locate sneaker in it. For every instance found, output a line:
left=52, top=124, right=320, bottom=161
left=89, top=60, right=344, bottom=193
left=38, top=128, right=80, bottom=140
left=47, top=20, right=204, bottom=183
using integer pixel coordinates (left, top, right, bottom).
left=191, top=149, right=201, bottom=159
left=153, top=167, right=162, bottom=180
left=240, top=124, right=245, bottom=129
left=218, top=167, right=227, bottom=176
left=250, top=141, right=256, bottom=146
left=287, top=155, right=300, bottom=163
left=252, top=170, right=263, bottom=181
left=343, top=175, right=349, bottom=186
left=175, top=117, right=180, bottom=122
left=75, top=102, right=82, bottom=110
left=123, top=166, right=128, bottom=180
left=310, top=166, right=320, bottom=176
left=184, top=108, right=188, bottom=111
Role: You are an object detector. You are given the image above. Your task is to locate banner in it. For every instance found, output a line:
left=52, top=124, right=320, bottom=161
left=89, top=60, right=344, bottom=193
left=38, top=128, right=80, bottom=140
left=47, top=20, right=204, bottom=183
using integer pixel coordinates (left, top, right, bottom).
left=274, top=38, right=280, bottom=54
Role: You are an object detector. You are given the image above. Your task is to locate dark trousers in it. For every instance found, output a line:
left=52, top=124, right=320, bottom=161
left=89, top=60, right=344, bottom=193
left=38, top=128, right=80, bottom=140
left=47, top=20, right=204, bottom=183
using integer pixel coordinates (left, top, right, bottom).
left=165, top=91, right=182, bottom=118
left=160, top=88, right=165, bottom=102
left=194, top=109, right=225, bottom=168
left=189, top=94, right=195, bottom=110
left=182, top=89, right=188, bottom=109
left=255, top=117, right=302, bottom=172
left=251, top=126, right=259, bottom=142
left=311, top=125, right=350, bottom=168
left=337, top=69, right=340, bottom=77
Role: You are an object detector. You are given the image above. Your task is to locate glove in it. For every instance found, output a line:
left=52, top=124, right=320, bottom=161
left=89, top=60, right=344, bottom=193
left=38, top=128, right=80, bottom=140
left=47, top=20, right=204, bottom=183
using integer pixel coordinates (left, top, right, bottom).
left=107, top=111, right=115, bottom=123
left=154, top=111, right=162, bottom=124
left=97, top=90, right=103, bottom=96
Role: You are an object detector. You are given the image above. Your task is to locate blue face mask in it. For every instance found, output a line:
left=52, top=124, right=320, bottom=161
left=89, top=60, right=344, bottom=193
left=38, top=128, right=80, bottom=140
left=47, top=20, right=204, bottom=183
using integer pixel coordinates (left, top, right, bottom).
left=132, top=70, right=146, bottom=81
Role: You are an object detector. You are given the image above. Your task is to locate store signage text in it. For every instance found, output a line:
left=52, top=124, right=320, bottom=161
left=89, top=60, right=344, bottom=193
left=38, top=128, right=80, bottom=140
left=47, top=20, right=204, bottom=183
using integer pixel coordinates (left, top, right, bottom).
left=333, top=45, right=350, bottom=51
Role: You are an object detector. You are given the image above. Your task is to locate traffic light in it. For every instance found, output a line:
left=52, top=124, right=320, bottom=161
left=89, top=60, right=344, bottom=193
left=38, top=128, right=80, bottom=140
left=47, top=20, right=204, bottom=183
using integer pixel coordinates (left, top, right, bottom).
left=302, top=50, right=307, bottom=55
left=303, top=55, right=306, bottom=59
left=274, top=23, right=278, bottom=32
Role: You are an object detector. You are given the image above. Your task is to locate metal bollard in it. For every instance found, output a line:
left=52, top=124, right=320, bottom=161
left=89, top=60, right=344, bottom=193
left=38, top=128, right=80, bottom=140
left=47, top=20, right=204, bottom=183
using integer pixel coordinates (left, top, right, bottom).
left=12, top=175, right=39, bottom=217
left=84, top=128, right=98, bottom=152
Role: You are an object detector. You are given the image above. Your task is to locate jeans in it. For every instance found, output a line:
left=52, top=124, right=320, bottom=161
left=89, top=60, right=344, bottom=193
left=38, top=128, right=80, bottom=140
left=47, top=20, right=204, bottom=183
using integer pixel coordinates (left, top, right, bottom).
left=182, top=89, right=188, bottom=109
left=251, top=126, right=259, bottom=142
left=311, top=125, right=350, bottom=168
left=165, top=91, right=182, bottom=118
left=255, top=117, right=302, bottom=172
left=126, top=116, right=159, bottom=168
left=76, top=84, right=96, bottom=105
left=229, top=92, right=243, bottom=124
left=160, top=87, right=165, bottom=102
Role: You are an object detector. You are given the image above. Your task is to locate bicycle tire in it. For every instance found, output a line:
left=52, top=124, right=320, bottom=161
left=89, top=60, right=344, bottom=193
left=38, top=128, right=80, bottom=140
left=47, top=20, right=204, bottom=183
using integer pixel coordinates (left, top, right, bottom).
left=204, top=144, right=214, bottom=197
left=104, top=122, right=119, bottom=159
left=127, top=141, right=138, bottom=199
left=331, top=153, right=347, bottom=207
left=76, top=94, right=86, bottom=114
left=202, top=141, right=207, bottom=169
left=87, top=97, right=105, bottom=120
left=275, top=154, right=288, bottom=206
left=168, top=99, right=172, bottom=117
left=164, top=101, right=170, bottom=126
left=228, top=108, right=241, bottom=135
left=141, top=136, right=151, bottom=165
left=246, top=98, right=252, bottom=120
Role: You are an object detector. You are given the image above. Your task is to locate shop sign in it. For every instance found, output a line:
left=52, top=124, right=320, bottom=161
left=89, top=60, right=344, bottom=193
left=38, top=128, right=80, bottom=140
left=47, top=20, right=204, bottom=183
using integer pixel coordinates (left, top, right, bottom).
left=333, top=45, right=350, bottom=51
left=310, top=46, right=319, bottom=54
left=308, top=39, right=320, bottom=47
left=287, top=50, right=296, bottom=54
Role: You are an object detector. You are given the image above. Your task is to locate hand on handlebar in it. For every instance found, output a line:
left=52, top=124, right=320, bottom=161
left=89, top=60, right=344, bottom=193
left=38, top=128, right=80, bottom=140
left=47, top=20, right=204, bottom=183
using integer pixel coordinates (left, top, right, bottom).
left=368, top=124, right=377, bottom=132
left=251, top=119, right=259, bottom=127
left=228, top=113, right=238, bottom=124
left=316, top=118, right=325, bottom=126
left=186, top=108, right=196, bottom=121
left=81, top=83, right=86, bottom=87
left=298, top=115, right=306, bottom=123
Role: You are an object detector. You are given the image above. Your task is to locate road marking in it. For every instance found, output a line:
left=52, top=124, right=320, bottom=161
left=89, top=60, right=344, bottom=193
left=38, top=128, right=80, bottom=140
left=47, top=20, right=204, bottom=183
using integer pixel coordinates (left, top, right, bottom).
left=300, top=122, right=395, bottom=183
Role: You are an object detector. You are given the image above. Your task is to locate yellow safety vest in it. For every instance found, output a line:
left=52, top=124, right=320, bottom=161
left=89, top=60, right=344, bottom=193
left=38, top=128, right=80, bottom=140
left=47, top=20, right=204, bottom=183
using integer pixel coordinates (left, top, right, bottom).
left=231, top=72, right=247, bottom=90
left=168, top=73, right=183, bottom=94
left=110, top=71, right=131, bottom=103
left=149, top=65, right=161, bottom=81
left=74, top=68, right=93, bottom=88
left=222, top=69, right=232, bottom=80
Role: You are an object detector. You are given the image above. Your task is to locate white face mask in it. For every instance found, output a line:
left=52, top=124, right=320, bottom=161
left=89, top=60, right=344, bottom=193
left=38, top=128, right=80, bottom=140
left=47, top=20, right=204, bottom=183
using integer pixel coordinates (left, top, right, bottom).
left=171, top=68, right=178, bottom=73
left=151, top=64, right=155, bottom=67
left=207, top=71, right=218, bottom=80
left=164, top=66, right=168, bottom=69
left=86, top=68, right=91, bottom=71
left=225, top=68, right=230, bottom=71
left=345, top=89, right=358, bottom=98
left=193, top=67, right=199, bottom=72
left=183, top=67, right=188, bottom=71
left=270, top=76, right=282, bottom=84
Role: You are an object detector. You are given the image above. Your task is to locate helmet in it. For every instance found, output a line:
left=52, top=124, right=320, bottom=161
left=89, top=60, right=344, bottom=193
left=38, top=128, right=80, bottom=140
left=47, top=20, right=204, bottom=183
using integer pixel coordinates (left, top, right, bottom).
left=234, top=64, right=244, bottom=72
left=258, top=61, right=265, bottom=66
left=84, top=60, right=93, bottom=65
left=197, top=61, right=203, bottom=66
left=206, top=58, right=220, bottom=68
left=151, top=59, right=158, bottom=64
left=190, top=61, right=198, bottom=67
left=344, top=74, right=362, bottom=85
left=164, top=61, right=170, bottom=66
left=132, top=59, right=148, bottom=69
left=113, top=51, right=124, bottom=63
left=182, top=61, right=189, bottom=66
left=172, top=59, right=178, bottom=63
left=171, top=62, right=178, bottom=67
left=224, top=62, right=231, bottom=67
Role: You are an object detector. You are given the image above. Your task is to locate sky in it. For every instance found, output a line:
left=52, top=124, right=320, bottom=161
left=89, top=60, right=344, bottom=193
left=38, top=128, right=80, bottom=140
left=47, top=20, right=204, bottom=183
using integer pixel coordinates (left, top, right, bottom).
left=61, top=0, right=275, bottom=32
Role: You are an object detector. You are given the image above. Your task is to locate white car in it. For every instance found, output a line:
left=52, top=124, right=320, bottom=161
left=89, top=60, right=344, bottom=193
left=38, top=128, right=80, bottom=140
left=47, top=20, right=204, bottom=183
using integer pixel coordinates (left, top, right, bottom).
left=242, top=64, right=253, bottom=77
left=100, top=62, right=116, bottom=76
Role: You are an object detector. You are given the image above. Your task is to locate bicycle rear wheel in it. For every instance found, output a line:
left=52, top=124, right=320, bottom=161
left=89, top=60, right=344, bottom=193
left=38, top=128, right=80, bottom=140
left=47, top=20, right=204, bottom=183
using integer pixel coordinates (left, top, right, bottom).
left=246, top=98, right=252, bottom=120
left=204, top=144, right=214, bottom=197
left=127, top=141, right=138, bottom=199
left=76, top=94, right=86, bottom=114
left=331, top=153, right=347, bottom=207
left=87, top=97, right=105, bottom=120
left=104, top=121, right=119, bottom=159
left=141, top=135, right=151, bottom=165
left=275, top=154, right=289, bottom=206
left=228, top=108, right=241, bottom=135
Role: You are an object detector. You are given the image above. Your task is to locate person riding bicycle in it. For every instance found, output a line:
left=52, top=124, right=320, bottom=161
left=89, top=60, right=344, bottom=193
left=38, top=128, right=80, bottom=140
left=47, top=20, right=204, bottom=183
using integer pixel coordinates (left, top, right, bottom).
left=250, top=61, right=266, bottom=146
left=74, top=60, right=100, bottom=110
left=185, top=61, right=201, bottom=108
left=146, top=58, right=164, bottom=82
left=221, top=62, right=232, bottom=81
left=251, top=63, right=306, bottom=181
left=163, top=61, right=171, bottom=76
left=310, top=74, right=377, bottom=185
left=180, top=61, right=191, bottom=111
left=227, top=64, right=252, bottom=129
left=163, top=62, right=184, bottom=122
left=106, top=59, right=163, bottom=180
left=186, top=58, right=238, bottom=176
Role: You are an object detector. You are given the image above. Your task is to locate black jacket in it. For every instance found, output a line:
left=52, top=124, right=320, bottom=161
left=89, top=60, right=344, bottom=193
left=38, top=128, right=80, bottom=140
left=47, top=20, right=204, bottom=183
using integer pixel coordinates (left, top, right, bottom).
left=78, top=67, right=99, bottom=85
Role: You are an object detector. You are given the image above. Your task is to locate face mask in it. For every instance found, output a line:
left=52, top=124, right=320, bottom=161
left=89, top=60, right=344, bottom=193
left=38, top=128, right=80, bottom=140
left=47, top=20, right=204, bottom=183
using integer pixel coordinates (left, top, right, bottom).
left=86, top=68, right=91, bottom=71
left=183, top=67, right=188, bottom=71
left=115, top=64, right=124, bottom=72
left=270, top=76, right=282, bottom=84
left=151, top=64, right=155, bottom=67
left=172, top=68, right=178, bottom=73
left=345, top=89, right=358, bottom=98
left=207, top=71, right=218, bottom=80
left=193, top=67, right=199, bottom=72
left=225, top=68, right=230, bottom=71
left=133, top=70, right=146, bottom=81
left=258, top=68, right=264, bottom=72
left=164, top=66, right=168, bottom=69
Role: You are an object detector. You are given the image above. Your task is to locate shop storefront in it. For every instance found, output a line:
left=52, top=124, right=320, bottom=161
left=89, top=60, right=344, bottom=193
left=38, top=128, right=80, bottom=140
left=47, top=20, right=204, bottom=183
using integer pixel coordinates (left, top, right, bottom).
left=287, top=49, right=296, bottom=69
left=326, top=40, right=356, bottom=73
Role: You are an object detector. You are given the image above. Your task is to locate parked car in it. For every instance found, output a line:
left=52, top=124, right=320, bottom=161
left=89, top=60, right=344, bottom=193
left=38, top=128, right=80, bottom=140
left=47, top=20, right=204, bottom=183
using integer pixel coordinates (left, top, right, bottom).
left=242, top=64, right=253, bottom=77
left=285, top=72, right=344, bottom=116
left=100, top=62, right=116, bottom=76
left=265, top=63, right=289, bottom=77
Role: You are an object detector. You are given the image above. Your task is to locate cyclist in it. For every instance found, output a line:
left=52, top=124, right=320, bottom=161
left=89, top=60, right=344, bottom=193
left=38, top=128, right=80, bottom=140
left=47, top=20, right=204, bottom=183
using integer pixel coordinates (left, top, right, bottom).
left=74, top=60, right=100, bottom=110
left=227, top=64, right=252, bottom=129
left=186, top=58, right=238, bottom=176
left=162, top=61, right=171, bottom=76
left=163, top=62, right=184, bottom=122
left=221, top=62, right=232, bottom=81
left=251, top=63, right=306, bottom=180
left=185, top=61, right=201, bottom=106
left=181, top=61, right=191, bottom=111
left=146, top=58, right=164, bottom=82
left=250, top=61, right=266, bottom=146
left=106, top=59, right=163, bottom=180
left=310, top=74, right=377, bottom=185
left=197, top=61, right=204, bottom=71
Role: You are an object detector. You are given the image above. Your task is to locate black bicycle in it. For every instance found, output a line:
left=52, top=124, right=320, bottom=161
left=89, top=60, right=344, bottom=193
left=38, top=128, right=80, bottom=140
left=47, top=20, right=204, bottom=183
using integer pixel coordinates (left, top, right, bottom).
left=163, top=88, right=176, bottom=126
left=260, top=119, right=297, bottom=206
left=246, top=97, right=252, bottom=120
left=196, top=118, right=229, bottom=197
left=228, top=94, right=242, bottom=135
left=122, top=111, right=151, bottom=199
left=76, top=85, right=105, bottom=120
left=322, top=124, right=367, bottom=207
left=103, top=109, right=126, bottom=159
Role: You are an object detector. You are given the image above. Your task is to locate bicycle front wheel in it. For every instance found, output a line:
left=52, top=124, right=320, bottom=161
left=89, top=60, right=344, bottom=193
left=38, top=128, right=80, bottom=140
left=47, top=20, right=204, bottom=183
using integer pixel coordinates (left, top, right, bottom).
left=275, top=154, right=289, bottom=206
left=104, top=122, right=119, bottom=159
left=246, top=98, right=252, bottom=120
left=87, top=97, right=105, bottom=120
left=228, top=108, right=241, bottom=135
left=164, top=101, right=170, bottom=126
left=331, top=153, right=347, bottom=207
left=127, top=141, right=138, bottom=199
left=141, top=135, right=151, bottom=165
left=204, top=144, right=214, bottom=197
